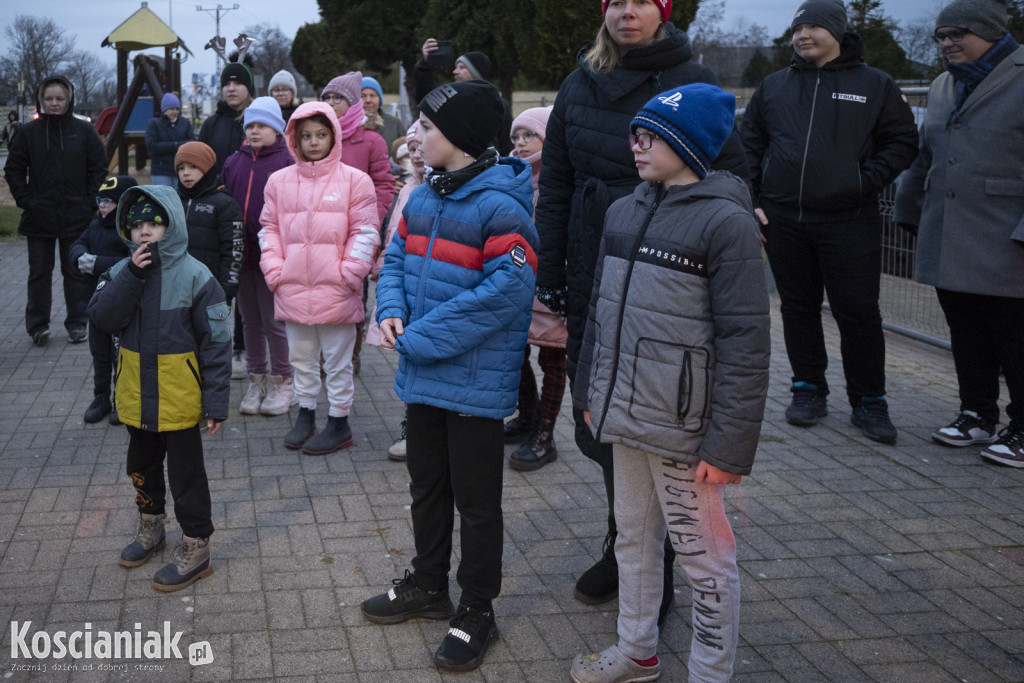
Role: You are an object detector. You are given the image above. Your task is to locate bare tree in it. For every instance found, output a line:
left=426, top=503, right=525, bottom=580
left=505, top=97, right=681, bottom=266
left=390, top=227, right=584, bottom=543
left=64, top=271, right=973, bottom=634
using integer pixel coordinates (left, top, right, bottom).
left=243, top=23, right=313, bottom=97
left=64, top=50, right=115, bottom=113
left=0, top=16, right=77, bottom=101
left=689, top=0, right=770, bottom=52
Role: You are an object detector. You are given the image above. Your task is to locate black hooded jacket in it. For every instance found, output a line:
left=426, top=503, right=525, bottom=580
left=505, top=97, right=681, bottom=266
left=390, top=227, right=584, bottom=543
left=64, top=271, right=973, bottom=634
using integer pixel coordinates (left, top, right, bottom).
left=3, top=76, right=108, bottom=238
left=198, top=100, right=245, bottom=177
left=177, top=167, right=244, bottom=300
left=533, top=25, right=749, bottom=377
left=69, top=210, right=132, bottom=290
left=739, top=33, right=918, bottom=223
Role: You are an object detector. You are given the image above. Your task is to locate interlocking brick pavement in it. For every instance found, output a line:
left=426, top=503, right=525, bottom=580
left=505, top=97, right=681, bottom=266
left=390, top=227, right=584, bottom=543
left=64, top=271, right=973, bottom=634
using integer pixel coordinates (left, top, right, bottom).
left=1, top=239, right=1023, bottom=681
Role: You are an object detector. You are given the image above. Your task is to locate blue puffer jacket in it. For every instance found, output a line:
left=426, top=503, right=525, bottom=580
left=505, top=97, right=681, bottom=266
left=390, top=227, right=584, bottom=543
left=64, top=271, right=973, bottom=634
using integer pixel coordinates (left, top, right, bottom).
left=376, top=156, right=539, bottom=419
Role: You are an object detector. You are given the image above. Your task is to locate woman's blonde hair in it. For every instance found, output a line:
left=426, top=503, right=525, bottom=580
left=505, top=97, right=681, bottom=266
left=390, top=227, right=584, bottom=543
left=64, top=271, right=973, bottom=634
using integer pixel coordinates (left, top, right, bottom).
left=583, top=22, right=668, bottom=73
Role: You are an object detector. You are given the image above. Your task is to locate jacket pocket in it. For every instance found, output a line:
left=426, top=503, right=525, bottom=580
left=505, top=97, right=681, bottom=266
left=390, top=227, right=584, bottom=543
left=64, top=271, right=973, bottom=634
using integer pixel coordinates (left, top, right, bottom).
left=206, top=301, right=230, bottom=343
left=628, top=337, right=709, bottom=433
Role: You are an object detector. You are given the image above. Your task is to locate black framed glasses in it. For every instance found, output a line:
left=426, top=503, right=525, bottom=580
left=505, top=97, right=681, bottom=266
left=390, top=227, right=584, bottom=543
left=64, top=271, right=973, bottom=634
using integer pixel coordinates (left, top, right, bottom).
left=932, top=29, right=969, bottom=45
left=629, top=131, right=661, bottom=151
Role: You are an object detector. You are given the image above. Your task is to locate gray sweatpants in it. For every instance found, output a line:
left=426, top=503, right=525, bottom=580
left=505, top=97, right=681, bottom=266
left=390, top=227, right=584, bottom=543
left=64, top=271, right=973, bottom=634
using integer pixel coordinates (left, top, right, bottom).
left=613, top=444, right=740, bottom=682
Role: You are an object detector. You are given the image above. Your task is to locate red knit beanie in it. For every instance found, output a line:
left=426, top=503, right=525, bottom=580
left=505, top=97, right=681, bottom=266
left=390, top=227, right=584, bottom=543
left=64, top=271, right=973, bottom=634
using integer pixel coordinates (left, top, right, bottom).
left=602, top=0, right=672, bottom=23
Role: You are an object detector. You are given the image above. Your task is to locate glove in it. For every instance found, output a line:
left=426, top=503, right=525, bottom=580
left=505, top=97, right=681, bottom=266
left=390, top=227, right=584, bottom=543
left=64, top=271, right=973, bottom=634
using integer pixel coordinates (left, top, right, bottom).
left=77, top=253, right=97, bottom=274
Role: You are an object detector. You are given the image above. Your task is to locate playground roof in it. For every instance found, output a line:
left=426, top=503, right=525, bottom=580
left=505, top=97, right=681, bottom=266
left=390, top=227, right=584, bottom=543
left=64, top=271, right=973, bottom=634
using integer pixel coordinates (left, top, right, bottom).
left=101, top=3, right=193, bottom=55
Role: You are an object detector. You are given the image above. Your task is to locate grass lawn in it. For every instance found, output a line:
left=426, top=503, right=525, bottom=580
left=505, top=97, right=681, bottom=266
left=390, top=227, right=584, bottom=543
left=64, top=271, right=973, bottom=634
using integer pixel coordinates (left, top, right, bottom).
left=0, top=205, right=22, bottom=240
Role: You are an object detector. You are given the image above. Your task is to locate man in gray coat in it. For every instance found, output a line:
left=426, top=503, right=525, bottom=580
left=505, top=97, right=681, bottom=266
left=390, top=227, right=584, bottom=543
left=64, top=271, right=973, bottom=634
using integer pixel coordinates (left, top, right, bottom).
left=894, top=0, right=1024, bottom=467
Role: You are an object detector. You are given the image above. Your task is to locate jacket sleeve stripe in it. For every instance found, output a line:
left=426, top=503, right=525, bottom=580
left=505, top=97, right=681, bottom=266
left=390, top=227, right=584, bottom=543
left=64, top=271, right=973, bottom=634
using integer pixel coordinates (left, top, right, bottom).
left=397, top=216, right=408, bottom=240
left=406, top=234, right=485, bottom=271
left=484, top=233, right=538, bottom=273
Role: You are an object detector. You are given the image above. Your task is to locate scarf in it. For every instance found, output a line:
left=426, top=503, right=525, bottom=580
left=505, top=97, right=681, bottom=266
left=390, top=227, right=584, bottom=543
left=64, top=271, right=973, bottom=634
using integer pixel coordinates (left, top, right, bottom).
left=947, top=32, right=1019, bottom=110
left=338, top=100, right=365, bottom=141
left=426, top=148, right=499, bottom=197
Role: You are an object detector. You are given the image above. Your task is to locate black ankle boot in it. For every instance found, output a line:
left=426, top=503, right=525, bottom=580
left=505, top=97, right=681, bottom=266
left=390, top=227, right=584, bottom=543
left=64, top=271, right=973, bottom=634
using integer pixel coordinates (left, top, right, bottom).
left=574, top=530, right=618, bottom=604
left=302, top=415, right=353, bottom=455
left=509, top=417, right=558, bottom=471
left=503, top=405, right=537, bottom=444
left=84, top=393, right=112, bottom=424
left=284, top=407, right=316, bottom=450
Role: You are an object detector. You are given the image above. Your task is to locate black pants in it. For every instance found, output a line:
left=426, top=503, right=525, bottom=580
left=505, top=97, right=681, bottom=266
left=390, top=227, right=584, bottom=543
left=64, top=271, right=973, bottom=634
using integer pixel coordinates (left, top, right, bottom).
left=406, top=403, right=503, bottom=606
left=936, top=288, right=1024, bottom=425
left=89, top=324, right=116, bottom=397
left=126, top=424, right=213, bottom=538
left=763, top=213, right=886, bottom=406
left=26, top=235, right=88, bottom=336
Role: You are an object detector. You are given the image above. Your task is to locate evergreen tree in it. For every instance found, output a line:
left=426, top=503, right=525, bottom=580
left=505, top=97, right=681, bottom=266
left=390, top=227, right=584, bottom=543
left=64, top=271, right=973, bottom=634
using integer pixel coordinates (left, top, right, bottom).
left=742, top=50, right=775, bottom=87
left=848, top=0, right=914, bottom=78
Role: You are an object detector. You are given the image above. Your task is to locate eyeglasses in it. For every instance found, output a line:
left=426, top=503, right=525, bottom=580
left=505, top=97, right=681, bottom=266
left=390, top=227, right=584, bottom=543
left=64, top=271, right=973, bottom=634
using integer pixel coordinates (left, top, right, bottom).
left=96, top=197, right=113, bottom=206
left=629, top=131, right=661, bottom=151
left=322, top=93, right=346, bottom=103
left=511, top=131, right=538, bottom=144
left=271, top=86, right=292, bottom=95
left=932, top=29, right=969, bottom=45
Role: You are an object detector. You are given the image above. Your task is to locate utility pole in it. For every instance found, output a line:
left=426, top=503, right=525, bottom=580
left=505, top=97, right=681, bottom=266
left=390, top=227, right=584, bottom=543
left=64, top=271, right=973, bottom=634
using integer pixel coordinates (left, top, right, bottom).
left=196, top=3, right=240, bottom=73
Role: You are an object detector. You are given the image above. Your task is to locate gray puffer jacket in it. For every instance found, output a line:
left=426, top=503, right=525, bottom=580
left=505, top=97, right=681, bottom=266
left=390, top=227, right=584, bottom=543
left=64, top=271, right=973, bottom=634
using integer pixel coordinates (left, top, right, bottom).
left=574, top=173, right=770, bottom=475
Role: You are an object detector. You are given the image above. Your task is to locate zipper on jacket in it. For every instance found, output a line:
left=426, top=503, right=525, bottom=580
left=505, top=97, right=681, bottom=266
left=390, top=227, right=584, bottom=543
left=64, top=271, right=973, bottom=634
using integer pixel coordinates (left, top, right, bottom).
left=797, top=73, right=821, bottom=222
left=595, top=186, right=665, bottom=441
left=414, top=200, right=445, bottom=319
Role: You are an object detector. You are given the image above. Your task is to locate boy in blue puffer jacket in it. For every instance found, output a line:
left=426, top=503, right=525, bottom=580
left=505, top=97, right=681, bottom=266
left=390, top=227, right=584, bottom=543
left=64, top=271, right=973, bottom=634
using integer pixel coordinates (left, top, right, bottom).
left=363, top=81, right=538, bottom=672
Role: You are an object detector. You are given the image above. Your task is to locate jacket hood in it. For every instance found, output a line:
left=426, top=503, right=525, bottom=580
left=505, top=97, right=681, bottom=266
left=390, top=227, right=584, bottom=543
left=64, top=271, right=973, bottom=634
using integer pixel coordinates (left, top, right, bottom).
left=791, top=32, right=865, bottom=70
left=284, top=101, right=343, bottom=171
left=578, top=25, right=695, bottom=101
left=116, top=184, right=189, bottom=266
left=446, top=156, right=535, bottom=215
left=637, top=171, right=753, bottom=212
left=36, top=75, right=76, bottom=119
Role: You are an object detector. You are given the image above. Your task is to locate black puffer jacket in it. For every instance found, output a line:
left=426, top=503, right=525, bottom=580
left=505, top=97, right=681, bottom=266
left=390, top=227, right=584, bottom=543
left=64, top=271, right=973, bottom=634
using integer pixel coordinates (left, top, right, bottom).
left=145, top=114, right=195, bottom=176
left=534, top=26, right=749, bottom=378
left=198, top=100, right=245, bottom=176
left=3, top=76, right=108, bottom=238
left=739, top=34, right=918, bottom=223
left=69, top=211, right=132, bottom=291
left=178, top=167, right=244, bottom=300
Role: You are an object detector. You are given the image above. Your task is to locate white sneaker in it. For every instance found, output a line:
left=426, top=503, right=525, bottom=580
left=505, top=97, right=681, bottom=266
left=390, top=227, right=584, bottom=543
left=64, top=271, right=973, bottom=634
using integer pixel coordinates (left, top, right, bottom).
left=240, top=374, right=266, bottom=415
left=260, top=375, right=294, bottom=416
left=231, top=352, right=246, bottom=380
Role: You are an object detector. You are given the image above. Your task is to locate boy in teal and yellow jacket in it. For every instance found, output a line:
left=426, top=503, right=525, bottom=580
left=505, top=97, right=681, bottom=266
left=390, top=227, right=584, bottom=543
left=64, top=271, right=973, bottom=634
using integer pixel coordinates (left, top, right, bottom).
left=88, top=184, right=231, bottom=592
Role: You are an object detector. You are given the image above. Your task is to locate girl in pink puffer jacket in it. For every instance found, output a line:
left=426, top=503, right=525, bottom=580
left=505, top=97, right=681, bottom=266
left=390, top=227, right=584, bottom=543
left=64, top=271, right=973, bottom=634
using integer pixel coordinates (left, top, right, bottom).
left=258, top=101, right=380, bottom=455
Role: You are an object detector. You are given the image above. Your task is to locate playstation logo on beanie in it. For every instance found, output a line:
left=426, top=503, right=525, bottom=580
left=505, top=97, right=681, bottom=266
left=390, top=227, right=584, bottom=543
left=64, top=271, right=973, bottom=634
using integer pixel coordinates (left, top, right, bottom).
left=630, top=83, right=736, bottom=180
left=418, top=81, right=504, bottom=159
left=792, top=0, right=848, bottom=43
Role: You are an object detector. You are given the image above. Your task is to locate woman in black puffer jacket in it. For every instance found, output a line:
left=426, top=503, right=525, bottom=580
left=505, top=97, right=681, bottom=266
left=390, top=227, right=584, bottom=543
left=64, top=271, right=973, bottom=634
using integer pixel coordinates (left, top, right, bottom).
left=533, top=0, right=748, bottom=616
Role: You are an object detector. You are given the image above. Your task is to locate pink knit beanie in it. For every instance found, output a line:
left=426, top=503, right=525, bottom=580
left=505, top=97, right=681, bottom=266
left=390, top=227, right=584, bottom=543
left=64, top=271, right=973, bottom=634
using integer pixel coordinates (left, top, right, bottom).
left=510, top=106, right=553, bottom=141
left=321, top=71, right=362, bottom=105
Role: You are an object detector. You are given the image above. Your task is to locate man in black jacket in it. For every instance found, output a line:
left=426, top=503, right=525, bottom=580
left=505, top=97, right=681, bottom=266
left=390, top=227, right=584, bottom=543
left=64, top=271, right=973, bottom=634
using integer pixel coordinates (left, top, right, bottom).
left=4, top=75, right=108, bottom=346
left=740, top=0, right=918, bottom=444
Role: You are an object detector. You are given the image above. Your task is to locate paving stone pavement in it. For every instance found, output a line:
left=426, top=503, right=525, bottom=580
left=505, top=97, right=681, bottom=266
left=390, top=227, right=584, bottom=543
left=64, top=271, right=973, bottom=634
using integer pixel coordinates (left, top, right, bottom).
left=1, top=238, right=1023, bottom=682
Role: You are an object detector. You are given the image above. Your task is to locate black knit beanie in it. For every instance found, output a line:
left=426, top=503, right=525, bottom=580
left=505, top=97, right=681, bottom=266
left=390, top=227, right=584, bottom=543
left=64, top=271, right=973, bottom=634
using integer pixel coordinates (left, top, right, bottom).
left=97, top=175, right=139, bottom=204
left=456, top=52, right=492, bottom=81
left=220, top=62, right=254, bottom=93
left=418, top=81, right=503, bottom=159
left=792, top=0, right=848, bottom=43
left=936, top=0, right=1008, bottom=42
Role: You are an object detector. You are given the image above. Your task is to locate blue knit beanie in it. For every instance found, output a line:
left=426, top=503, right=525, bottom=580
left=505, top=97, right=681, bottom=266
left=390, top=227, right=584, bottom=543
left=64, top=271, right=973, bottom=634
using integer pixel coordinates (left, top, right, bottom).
left=630, top=84, right=736, bottom=179
left=161, top=92, right=181, bottom=112
left=361, top=77, right=384, bottom=103
left=244, top=96, right=286, bottom=136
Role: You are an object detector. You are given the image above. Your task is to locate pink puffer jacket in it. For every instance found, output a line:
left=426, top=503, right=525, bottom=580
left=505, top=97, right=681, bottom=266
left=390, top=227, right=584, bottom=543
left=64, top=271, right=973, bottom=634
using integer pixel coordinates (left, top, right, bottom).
left=342, top=126, right=395, bottom=224
left=258, top=102, right=380, bottom=325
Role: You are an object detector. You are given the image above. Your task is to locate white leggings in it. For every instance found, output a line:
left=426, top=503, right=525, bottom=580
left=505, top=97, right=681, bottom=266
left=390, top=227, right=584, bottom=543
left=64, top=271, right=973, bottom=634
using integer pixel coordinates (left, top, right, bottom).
left=284, top=322, right=357, bottom=417
left=613, top=443, right=740, bottom=683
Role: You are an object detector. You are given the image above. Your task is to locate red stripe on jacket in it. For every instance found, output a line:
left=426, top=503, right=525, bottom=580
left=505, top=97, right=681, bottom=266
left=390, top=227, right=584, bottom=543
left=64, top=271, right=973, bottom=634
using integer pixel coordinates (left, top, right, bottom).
left=406, top=235, right=484, bottom=270
left=484, top=233, right=538, bottom=273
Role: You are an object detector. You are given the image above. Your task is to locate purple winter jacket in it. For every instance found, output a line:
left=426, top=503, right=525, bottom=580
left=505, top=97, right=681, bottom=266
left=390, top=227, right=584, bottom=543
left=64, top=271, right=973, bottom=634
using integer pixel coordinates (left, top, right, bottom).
left=221, top=136, right=294, bottom=269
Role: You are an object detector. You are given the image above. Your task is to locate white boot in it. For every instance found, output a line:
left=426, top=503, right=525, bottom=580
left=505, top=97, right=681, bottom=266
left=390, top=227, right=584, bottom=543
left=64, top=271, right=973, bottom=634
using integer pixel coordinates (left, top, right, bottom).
left=260, top=375, right=294, bottom=416
left=240, top=374, right=266, bottom=415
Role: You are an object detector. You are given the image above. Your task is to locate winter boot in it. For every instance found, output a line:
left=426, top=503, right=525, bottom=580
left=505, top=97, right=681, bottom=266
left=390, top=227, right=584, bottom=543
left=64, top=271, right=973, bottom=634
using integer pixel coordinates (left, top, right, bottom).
left=284, top=407, right=316, bottom=450
left=574, top=529, right=619, bottom=604
left=119, top=512, right=166, bottom=568
left=509, top=416, right=558, bottom=471
left=84, top=393, right=112, bottom=424
left=260, top=375, right=294, bottom=416
left=239, top=374, right=266, bottom=415
left=302, top=415, right=353, bottom=455
left=388, top=418, right=407, bottom=462
left=152, top=534, right=212, bottom=592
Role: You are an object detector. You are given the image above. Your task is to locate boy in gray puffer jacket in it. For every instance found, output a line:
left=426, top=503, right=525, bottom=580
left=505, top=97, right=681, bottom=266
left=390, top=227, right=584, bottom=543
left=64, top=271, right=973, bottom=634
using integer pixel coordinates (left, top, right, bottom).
left=570, top=84, right=770, bottom=683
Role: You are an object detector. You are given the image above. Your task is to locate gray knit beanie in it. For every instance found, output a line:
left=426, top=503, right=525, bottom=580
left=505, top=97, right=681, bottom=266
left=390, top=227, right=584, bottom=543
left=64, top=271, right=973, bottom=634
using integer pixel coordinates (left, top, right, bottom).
left=936, top=0, right=1008, bottom=42
left=792, top=0, right=848, bottom=43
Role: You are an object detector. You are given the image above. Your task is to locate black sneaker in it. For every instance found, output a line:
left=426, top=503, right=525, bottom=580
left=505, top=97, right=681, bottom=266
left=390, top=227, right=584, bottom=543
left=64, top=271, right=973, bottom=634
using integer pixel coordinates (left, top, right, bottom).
left=84, top=394, right=112, bottom=424
left=785, top=382, right=828, bottom=426
left=980, top=423, right=1024, bottom=468
left=851, top=396, right=897, bottom=444
left=433, top=604, right=498, bottom=672
left=361, top=570, right=454, bottom=624
left=574, top=530, right=618, bottom=604
left=31, top=327, right=50, bottom=347
left=68, top=326, right=87, bottom=344
left=932, top=411, right=998, bottom=447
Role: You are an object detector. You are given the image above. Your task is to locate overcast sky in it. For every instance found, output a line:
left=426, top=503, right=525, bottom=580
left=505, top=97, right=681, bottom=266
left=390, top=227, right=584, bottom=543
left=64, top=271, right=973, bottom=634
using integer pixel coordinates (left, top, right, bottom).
left=1, top=0, right=948, bottom=89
